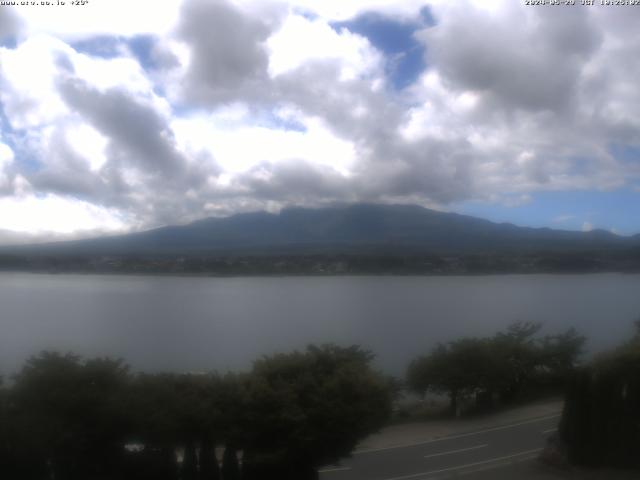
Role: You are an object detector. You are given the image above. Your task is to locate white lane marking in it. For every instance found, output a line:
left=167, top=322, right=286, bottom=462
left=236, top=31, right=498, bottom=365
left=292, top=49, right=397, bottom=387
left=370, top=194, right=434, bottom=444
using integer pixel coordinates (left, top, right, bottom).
left=542, top=428, right=557, bottom=434
left=354, top=413, right=560, bottom=455
left=380, top=448, right=543, bottom=480
left=457, top=453, right=540, bottom=477
left=319, top=466, right=352, bottom=473
left=423, top=443, right=488, bottom=459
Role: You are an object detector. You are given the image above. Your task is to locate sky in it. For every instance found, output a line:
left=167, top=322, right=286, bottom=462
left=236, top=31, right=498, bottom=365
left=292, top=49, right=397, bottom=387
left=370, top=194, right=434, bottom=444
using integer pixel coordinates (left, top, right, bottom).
left=0, top=0, right=639, bottom=244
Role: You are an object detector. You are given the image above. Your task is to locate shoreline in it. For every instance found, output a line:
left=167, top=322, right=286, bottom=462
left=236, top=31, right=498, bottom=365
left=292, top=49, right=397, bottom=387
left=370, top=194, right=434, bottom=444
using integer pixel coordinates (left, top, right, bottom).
left=2, top=268, right=640, bottom=279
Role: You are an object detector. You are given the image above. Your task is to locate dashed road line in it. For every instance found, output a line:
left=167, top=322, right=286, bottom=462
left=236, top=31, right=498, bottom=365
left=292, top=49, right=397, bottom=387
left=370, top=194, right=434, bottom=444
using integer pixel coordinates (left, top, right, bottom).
left=319, top=466, right=352, bottom=473
left=378, top=448, right=543, bottom=480
left=423, top=444, right=488, bottom=459
left=354, top=413, right=560, bottom=455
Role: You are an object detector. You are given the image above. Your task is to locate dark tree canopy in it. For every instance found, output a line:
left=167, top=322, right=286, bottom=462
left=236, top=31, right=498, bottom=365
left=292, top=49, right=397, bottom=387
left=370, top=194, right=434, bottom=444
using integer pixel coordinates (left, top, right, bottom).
left=407, top=322, right=586, bottom=413
left=7, top=352, right=131, bottom=480
left=242, top=345, right=392, bottom=479
left=0, top=345, right=393, bottom=480
left=560, top=324, right=640, bottom=468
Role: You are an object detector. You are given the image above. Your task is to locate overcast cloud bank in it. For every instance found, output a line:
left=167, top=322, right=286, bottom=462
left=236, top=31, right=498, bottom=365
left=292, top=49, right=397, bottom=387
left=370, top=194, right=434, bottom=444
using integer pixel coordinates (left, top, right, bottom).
left=0, top=0, right=639, bottom=241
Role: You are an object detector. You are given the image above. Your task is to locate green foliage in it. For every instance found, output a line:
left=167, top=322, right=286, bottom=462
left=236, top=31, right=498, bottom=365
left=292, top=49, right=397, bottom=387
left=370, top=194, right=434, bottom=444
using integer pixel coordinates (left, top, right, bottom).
left=128, top=372, right=224, bottom=446
left=8, top=352, right=130, bottom=479
left=493, top=321, right=543, bottom=400
left=198, top=438, right=220, bottom=480
left=0, top=345, right=393, bottom=479
left=0, top=376, right=13, bottom=474
left=408, top=338, right=506, bottom=412
left=242, top=345, right=392, bottom=478
left=560, top=328, right=640, bottom=468
left=221, top=446, right=241, bottom=480
left=407, top=322, right=586, bottom=413
left=539, top=327, right=586, bottom=379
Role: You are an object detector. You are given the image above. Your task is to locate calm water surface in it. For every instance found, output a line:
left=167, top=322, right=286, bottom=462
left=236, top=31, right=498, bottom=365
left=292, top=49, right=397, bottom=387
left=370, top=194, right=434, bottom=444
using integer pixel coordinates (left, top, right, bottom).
left=1, top=273, right=639, bottom=376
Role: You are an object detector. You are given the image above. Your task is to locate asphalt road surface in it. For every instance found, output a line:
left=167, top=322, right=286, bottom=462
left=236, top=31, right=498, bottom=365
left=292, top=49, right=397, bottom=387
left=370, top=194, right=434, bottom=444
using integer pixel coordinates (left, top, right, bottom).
left=319, top=413, right=560, bottom=480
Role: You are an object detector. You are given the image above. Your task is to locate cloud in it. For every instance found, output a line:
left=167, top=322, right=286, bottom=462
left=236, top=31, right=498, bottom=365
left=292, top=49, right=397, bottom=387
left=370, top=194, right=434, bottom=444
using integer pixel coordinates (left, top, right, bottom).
left=0, top=139, right=14, bottom=195
left=0, top=193, right=127, bottom=235
left=174, top=0, right=283, bottom=105
left=402, top=3, right=639, bottom=203
left=11, top=0, right=182, bottom=39
left=52, top=77, right=226, bottom=227
left=420, top=2, right=602, bottom=113
left=237, top=159, right=351, bottom=203
left=273, top=0, right=428, bottom=22
left=58, top=79, right=186, bottom=176
left=0, top=5, right=22, bottom=42
left=582, top=221, right=594, bottom=232
left=0, top=140, right=13, bottom=167
left=0, top=1, right=640, bottom=237
left=172, top=110, right=356, bottom=174
left=267, top=13, right=383, bottom=80
left=0, top=35, right=72, bottom=129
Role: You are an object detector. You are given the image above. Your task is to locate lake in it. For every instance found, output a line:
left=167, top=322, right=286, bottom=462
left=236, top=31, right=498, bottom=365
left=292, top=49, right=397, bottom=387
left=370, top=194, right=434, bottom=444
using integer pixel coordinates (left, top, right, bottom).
left=1, top=273, right=639, bottom=377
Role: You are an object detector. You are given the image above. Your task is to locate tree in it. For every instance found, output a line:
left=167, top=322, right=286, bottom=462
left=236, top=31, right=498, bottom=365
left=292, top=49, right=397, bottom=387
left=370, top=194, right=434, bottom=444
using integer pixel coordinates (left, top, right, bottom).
left=10, top=352, right=131, bottom=480
left=491, top=321, right=542, bottom=400
left=241, top=345, right=392, bottom=480
left=212, top=373, right=246, bottom=480
left=407, top=338, right=506, bottom=414
left=181, top=441, right=197, bottom=480
left=221, top=446, right=240, bottom=480
left=127, top=373, right=182, bottom=480
left=560, top=324, right=640, bottom=468
left=0, top=375, right=16, bottom=475
left=199, top=438, right=220, bottom=480
left=539, top=327, right=586, bottom=379
left=128, top=372, right=226, bottom=479
left=407, top=322, right=586, bottom=413
left=407, top=349, right=440, bottom=399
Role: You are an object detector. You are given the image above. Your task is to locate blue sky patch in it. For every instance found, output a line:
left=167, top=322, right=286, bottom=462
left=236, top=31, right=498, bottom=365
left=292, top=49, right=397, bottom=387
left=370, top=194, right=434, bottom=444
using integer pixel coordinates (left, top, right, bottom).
left=70, top=34, right=163, bottom=72
left=253, top=108, right=307, bottom=133
left=292, top=7, right=319, bottom=21
left=331, top=7, right=435, bottom=90
left=127, top=35, right=160, bottom=71
left=264, top=114, right=307, bottom=133
left=609, top=143, right=640, bottom=167
left=70, top=35, right=123, bottom=59
left=0, top=36, right=18, bottom=49
left=455, top=189, right=640, bottom=236
left=0, top=101, right=17, bottom=153
left=1, top=102, right=43, bottom=173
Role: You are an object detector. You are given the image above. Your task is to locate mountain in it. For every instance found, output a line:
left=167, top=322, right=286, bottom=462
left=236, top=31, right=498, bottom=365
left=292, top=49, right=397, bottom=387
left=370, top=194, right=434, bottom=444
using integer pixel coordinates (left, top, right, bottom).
left=2, top=204, right=638, bottom=257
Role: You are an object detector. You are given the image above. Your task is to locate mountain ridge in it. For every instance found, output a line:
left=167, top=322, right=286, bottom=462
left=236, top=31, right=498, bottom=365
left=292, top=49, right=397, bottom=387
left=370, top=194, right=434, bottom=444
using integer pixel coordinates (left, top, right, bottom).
left=1, top=203, right=637, bottom=257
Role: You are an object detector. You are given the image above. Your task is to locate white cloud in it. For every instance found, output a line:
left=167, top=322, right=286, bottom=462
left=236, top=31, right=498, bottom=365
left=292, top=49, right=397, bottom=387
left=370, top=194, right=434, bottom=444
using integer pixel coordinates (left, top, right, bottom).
left=64, top=123, right=109, bottom=172
left=171, top=111, right=356, bottom=175
left=0, top=35, right=72, bottom=129
left=0, top=141, right=13, bottom=168
left=0, top=33, right=163, bottom=130
left=0, top=140, right=14, bottom=193
left=71, top=53, right=158, bottom=97
left=12, top=0, right=183, bottom=39
left=0, top=0, right=639, bottom=236
left=267, top=13, right=383, bottom=81
left=0, top=193, right=127, bottom=234
left=266, top=0, right=428, bottom=21
left=582, top=221, right=594, bottom=232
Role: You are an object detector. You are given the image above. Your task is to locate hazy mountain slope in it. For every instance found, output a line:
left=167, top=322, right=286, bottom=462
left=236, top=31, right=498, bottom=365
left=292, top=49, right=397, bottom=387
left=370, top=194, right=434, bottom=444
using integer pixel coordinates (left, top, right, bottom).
left=1, top=204, right=636, bottom=256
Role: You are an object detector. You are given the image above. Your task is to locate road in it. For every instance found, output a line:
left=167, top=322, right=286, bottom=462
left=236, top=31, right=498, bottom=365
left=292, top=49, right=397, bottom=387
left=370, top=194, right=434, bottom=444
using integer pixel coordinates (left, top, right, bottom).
left=320, top=413, right=560, bottom=480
